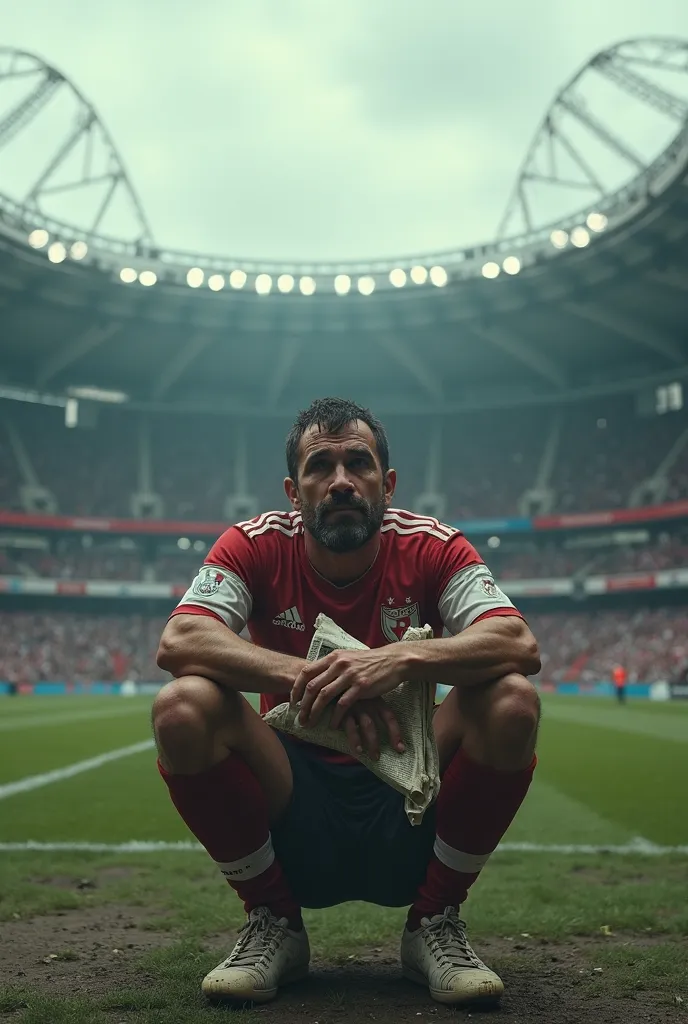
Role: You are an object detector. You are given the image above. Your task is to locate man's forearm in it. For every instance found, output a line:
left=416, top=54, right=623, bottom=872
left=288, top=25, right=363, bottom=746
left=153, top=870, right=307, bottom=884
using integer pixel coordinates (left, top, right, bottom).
left=398, top=615, right=540, bottom=687
left=157, top=614, right=305, bottom=694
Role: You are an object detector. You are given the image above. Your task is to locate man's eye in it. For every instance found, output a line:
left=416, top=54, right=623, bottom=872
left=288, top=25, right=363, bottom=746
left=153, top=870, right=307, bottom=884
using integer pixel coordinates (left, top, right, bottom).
left=350, top=458, right=369, bottom=469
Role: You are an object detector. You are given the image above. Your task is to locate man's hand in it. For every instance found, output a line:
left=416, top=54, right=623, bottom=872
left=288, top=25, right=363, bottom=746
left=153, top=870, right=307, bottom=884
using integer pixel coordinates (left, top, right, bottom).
left=291, top=645, right=409, bottom=729
left=341, top=698, right=405, bottom=760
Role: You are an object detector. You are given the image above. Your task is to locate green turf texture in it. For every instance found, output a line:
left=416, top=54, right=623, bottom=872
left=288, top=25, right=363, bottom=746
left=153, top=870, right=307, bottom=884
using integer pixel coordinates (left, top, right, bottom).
left=1, top=692, right=687, bottom=1023
left=1, top=694, right=687, bottom=845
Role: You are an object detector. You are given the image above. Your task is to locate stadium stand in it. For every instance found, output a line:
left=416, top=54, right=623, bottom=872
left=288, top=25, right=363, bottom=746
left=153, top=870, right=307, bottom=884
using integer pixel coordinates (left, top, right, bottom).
left=0, top=612, right=166, bottom=686
left=3, top=396, right=688, bottom=521
left=4, top=531, right=688, bottom=583
left=1, top=607, right=686, bottom=688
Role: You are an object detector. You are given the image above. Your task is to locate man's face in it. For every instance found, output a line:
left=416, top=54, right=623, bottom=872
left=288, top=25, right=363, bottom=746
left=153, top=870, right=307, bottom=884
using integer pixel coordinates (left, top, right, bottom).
left=286, top=421, right=395, bottom=553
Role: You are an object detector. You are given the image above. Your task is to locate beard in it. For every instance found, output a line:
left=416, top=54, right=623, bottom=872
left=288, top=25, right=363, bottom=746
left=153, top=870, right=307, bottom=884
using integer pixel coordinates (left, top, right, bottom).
left=300, top=489, right=387, bottom=553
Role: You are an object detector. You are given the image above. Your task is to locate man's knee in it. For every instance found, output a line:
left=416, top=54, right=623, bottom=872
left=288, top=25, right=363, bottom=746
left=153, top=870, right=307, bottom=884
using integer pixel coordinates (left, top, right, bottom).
left=490, top=674, right=540, bottom=743
left=152, top=675, right=241, bottom=771
left=487, top=671, right=540, bottom=761
left=461, top=673, right=539, bottom=770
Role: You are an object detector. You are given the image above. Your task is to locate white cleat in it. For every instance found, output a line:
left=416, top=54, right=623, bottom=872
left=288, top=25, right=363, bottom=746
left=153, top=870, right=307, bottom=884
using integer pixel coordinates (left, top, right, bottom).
left=401, top=906, right=504, bottom=1006
left=202, top=907, right=310, bottom=1003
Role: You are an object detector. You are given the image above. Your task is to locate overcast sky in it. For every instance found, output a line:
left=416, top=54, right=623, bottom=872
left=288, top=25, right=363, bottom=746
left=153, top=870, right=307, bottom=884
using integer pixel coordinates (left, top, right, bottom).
left=3, top=0, right=688, bottom=260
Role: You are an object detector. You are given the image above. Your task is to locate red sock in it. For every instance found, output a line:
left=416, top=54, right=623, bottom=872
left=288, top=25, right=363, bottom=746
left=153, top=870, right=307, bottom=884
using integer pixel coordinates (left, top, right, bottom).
left=409, top=748, right=536, bottom=930
left=158, top=755, right=301, bottom=928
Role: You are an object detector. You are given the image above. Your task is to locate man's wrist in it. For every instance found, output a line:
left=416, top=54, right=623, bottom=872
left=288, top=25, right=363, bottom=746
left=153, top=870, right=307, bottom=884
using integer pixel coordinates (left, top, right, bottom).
left=274, top=654, right=308, bottom=693
left=394, top=642, right=426, bottom=682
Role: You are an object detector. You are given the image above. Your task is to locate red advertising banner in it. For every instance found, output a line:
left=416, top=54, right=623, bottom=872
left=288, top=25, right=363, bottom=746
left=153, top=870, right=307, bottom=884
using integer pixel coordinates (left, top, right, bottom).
left=534, top=499, right=688, bottom=531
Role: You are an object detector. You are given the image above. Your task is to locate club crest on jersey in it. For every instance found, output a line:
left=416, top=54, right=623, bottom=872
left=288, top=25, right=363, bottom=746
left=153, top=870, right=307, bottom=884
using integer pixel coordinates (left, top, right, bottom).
left=381, top=601, right=421, bottom=643
left=193, top=567, right=225, bottom=597
left=480, top=577, right=498, bottom=598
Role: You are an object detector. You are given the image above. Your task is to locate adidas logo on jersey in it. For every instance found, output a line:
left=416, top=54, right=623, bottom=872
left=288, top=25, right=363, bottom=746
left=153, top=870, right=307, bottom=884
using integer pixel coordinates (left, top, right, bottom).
left=273, top=606, right=306, bottom=631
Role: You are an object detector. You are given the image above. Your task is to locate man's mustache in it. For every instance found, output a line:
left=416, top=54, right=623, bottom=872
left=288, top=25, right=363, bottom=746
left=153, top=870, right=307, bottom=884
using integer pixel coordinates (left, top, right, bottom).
left=319, top=495, right=368, bottom=515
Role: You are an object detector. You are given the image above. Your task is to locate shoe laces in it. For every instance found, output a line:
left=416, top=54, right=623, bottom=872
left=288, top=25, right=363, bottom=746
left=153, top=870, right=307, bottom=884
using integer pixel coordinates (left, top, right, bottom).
left=221, top=908, right=287, bottom=969
left=422, top=907, right=485, bottom=970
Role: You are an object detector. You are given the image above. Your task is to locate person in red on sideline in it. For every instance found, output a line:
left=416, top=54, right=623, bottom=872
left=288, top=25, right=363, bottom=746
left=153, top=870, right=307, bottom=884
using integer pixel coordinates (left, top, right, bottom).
left=153, top=397, right=541, bottom=1008
left=612, top=663, right=627, bottom=704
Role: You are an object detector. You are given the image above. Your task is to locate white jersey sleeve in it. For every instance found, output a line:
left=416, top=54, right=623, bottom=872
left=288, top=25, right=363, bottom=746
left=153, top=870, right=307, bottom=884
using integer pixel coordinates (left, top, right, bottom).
left=438, top=564, right=516, bottom=635
left=174, top=564, right=252, bottom=633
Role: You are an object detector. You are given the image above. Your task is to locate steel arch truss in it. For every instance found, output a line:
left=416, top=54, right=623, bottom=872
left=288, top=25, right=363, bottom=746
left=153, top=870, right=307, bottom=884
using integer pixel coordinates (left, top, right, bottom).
left=0, top=48, right=153, bottom=246
left=497, top=38, right=688, bottom=241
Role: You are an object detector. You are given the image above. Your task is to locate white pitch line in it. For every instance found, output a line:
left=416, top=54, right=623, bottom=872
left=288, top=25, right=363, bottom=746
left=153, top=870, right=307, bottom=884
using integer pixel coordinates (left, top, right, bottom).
left=0, top=740, right=154, bottom=801
left=0, top=839, right=687, bottom=855
left=0, top=705, right=151, bottom=733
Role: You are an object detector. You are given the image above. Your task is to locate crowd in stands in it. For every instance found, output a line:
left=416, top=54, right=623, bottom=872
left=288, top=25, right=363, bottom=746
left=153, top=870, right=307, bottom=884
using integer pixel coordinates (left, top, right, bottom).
left=534, top=608, right=688, bottom=684
left=3, top=532, right=688, bottom=584
left=0, top=613, right=166, bottom=686
left=1, top=607, right=686, bottom=687
left=485, top=533, right=688, bottom=580
left=3, top=396, right=688, bottom=522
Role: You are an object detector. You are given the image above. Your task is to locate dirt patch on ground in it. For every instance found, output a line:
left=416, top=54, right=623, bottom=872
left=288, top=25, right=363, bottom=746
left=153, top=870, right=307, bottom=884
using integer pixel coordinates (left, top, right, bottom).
left=246, top=937, right=685, bottom=1024
left=0, top=904, right=172, bottom=999
left=1, top=910, right=684, bottom=1022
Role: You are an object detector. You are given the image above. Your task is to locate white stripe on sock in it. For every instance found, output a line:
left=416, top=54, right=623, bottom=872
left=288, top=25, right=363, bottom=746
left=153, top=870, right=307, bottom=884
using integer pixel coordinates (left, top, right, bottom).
left=433, top=835, right=493, bottom=873
left=216, top=834, right=275, bottom=882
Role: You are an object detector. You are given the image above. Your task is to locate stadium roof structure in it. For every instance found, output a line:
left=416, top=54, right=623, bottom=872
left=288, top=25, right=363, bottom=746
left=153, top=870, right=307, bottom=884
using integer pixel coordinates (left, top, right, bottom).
left=0, top=38, right=687, bottom=419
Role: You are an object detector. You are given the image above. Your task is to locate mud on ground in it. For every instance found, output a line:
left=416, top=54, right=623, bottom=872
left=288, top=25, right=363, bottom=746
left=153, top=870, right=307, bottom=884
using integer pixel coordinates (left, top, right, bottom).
left=0, top=904, right=684, bottom=1023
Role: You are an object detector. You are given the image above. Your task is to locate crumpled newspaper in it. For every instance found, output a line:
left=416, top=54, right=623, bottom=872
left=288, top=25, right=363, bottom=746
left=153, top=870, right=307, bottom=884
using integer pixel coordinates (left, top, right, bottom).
left=263, top=613, right=440, bottom=825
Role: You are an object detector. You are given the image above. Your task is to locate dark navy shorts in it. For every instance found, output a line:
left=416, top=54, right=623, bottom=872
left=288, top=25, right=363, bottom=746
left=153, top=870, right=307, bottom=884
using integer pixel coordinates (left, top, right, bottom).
left=270, top=733, right=437, bottom=909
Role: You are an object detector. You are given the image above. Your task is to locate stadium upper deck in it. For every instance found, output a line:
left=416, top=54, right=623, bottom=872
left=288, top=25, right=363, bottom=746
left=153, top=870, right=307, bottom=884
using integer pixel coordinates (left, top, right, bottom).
left=0, top=39, right=687, bottom=419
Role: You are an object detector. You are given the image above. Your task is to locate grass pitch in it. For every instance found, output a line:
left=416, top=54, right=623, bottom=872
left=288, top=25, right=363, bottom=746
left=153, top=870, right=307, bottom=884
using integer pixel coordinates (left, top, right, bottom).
left=0, top=693, right=687, bottom=1023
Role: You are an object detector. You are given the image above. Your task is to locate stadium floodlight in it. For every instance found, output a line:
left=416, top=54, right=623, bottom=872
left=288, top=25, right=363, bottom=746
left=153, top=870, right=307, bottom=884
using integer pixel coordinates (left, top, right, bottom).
left=550, top=229, right=568, bottom=249
left=487, top=535, right=501, bottom=549
left=358, top=275, right=375, bottom=296
left=139, top=270, right=157, bottom=287
left=119, top=267, right=137, bottom=283
left=570, top=226, right=590, bottom=248
left=389, top=268, right=407, bottom=288
left=481, top=261, right=500, bottom=279
left=502, top=256, right=521, bottom=276
left=255, top=273, right=272, bottom=295
left=47, top=241, right=67, bottom=264
left=299, top=276, right=316, bottom=296
left=193, top=539, right=206, bottom=552
left=334, top=274, right=351, bottom=295
left=70, top=241, right=88, bottom=260
left=410, top=265, right=428, bottom=285
left=587, top=212, right=608, bottom=233
left=429, top=265, right=448, bottom=287
left=186, top=267, right=204, bottom=288
left=229, top=269, right=247, bottom=289
left=177, top=537, right=191, bottom=550
left=208, top=274, right=225, bottom=291
left=277, top=274, right=295, bottom=294
left=28, top=229, right=49, bottom=249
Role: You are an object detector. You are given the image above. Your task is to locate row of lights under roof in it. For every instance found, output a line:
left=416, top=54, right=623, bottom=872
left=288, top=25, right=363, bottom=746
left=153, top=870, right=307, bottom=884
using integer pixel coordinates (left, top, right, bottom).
left=28, top=229, right=89, bottom=263
left=480, top=212, right=608, bottom=278
left=28, top=210, right=609, bottom=290
left=118, top=264, right=452, bottom=293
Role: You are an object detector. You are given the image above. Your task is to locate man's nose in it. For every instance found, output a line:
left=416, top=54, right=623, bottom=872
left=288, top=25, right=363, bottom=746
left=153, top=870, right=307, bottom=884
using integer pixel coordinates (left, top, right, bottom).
left=329, top=465, right=355, bottom=493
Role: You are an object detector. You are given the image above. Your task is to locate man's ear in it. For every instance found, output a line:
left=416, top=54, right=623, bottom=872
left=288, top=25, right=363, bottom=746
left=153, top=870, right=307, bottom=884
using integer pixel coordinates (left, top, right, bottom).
left=384, top=468, right=397, bottom=505
left=284, top=477, right=301, bottom=510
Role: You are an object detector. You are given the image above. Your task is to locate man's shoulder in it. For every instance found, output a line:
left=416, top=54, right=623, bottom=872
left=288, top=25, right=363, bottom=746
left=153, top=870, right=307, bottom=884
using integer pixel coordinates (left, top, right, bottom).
left=382, top=508, right=461, bottom=546
left=233, top=509, right=303, bottom=543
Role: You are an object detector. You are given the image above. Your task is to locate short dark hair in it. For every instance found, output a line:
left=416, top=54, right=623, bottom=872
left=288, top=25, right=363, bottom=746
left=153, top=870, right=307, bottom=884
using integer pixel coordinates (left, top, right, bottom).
left=285, top=397, right=390, bottom=482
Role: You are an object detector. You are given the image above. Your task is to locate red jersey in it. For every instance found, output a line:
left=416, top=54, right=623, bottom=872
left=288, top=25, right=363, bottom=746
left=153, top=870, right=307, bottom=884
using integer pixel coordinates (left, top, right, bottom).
left=171, top=507, right=521, bottom=717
